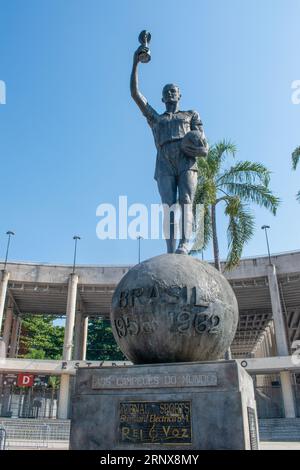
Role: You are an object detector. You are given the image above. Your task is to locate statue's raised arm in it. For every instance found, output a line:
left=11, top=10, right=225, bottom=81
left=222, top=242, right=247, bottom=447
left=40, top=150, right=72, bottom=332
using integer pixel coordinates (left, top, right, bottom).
left=130, top=31, right=152, bottom=115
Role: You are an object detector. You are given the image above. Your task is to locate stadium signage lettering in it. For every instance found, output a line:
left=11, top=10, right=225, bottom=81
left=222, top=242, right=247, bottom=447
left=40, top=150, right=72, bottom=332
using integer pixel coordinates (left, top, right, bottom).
left=60, top=361, right=129, bottom=370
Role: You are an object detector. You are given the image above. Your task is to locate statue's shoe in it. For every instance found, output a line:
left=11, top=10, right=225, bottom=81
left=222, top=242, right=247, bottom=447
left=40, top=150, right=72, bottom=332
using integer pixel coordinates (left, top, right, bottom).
left=175, top=243, right=189, bottom=255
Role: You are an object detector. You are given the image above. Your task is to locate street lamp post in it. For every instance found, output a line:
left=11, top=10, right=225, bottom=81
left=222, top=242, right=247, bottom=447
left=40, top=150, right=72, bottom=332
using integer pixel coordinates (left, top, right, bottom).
left=137, top=236, right=143, bottom=264
left=72, top=236, right=81, bottom=274
left=4, top=231, right=15, bottom=270
left=261, top=225, right=272, bottom=265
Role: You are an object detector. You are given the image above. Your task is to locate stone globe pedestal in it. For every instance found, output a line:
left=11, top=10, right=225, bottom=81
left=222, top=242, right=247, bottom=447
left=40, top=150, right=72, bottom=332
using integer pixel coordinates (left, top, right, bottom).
left=111, top=254, right=239, bottom=364
left=70, top=254, right=260, bottom=450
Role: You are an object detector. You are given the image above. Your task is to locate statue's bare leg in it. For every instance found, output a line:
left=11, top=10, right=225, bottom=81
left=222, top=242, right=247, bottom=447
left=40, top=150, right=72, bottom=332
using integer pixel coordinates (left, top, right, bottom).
left=157, top=175, right=177, bottom=253
left=176, top=170, right=198, bottom=254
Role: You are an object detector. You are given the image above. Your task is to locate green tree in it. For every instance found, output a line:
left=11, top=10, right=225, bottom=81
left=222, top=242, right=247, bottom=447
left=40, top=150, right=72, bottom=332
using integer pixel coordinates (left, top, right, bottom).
left=292, top=146, right=300, bottom=202
left=48, top=376, right=60, bottom=390
left=18, top=315, right=64, bottom=359
left=193, top=140, right=280, bottom=271
left=87, top=318, right=126, bottom=361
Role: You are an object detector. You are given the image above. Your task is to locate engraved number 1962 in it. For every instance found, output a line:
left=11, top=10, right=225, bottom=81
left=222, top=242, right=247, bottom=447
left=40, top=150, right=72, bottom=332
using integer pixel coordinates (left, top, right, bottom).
left=169, top=310, right=220, bottom=335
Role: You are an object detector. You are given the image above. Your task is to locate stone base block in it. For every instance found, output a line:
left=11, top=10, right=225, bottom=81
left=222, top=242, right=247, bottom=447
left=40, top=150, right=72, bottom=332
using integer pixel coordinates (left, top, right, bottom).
left=70, top=360, right=259, bottom=450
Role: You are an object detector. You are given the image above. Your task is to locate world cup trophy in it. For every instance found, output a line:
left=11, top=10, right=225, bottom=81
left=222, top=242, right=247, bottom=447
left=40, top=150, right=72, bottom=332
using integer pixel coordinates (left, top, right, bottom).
left=136, top=30, right=151, bottom=63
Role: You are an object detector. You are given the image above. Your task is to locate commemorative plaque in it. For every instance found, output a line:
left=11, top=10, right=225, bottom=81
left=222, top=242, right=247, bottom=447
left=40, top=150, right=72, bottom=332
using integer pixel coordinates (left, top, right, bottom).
left=70, top=361, right=259, bottom=450
left=119, top=401, right=192, bottom=445
left=92, top=371, right=217, bottom=389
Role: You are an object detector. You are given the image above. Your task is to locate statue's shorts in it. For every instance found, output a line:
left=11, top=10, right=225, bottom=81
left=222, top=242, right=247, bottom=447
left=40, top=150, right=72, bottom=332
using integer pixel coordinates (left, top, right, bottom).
left=154, top=139, right=198, bottom=181
left=154, top=139, right=198, bottom=211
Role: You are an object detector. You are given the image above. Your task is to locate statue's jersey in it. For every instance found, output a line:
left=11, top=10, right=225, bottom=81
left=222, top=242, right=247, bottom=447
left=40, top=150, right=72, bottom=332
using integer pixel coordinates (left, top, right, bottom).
left=142, top=103, right=206, bottom=180
left=143, top=104, right=203, bottom=147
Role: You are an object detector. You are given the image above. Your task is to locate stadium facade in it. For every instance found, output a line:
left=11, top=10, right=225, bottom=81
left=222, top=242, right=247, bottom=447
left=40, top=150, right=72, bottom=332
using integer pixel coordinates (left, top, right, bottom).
left=0, top=251, right=300, bottom=434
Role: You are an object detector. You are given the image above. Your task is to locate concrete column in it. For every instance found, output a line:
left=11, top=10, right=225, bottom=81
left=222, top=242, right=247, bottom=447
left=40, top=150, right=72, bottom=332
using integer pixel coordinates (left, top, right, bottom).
left=268, top=265, right=289, bottom=355
left=271, top=322, right=277, bottom=355
left=58, top=273, right=78, bottom=419
left=262, top=338, right=267, bottom=357
left=268, top=264, right=296, bottom=418
left=73, top=314, right=89, bottom=360
left=224, top=348, right=232, bottom=360
left=73, top=312, right=82, bottom=360
left=62, top=273, right=79, bottom=361
left=58, top=374, right=70, bottom=420
left=280, top=371, right=296, bottom=418
left=0, top=270, right=10, bottom=333
left=9, top=315, right=21, bottom=358
left=81, top=316, right=88, bottom=361
left=2, top=306, right=13, bottom=356
left=265, top=326, right=272, bottom=356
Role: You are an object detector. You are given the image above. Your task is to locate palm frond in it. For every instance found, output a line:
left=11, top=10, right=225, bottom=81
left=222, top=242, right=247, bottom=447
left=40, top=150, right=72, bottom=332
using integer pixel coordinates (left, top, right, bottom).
left=193, top=180, right=205, bottom=208
left=203, top=147, right=220, bottom=178
left=194, top=138, right=279, bottom=268
left=190, top=203, right=212, bottom=254
left=192, top=181, right=213, bottom=254
left=214, top=140, right=237, bottom=161
left=217, top=161, right=271, bottom=187
left=197, top=155, right=210, bottom=174
left=194, top=173, right=217, bottom=206
left=205, top=140, right=236, bottom=178
left=202, top=204, right=212, bottom=249
left=221, top=182, right=280, bottom=215
left=296, top=190, right=300, bottom=203
left=224, top=199, right=255, bottom=270
left=292, top=146, right=300, bottom=170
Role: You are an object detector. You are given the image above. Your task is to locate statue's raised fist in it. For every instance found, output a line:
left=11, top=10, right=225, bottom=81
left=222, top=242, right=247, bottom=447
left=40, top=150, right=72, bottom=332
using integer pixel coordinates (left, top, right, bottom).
left=134, top=45, right=151, bottom=64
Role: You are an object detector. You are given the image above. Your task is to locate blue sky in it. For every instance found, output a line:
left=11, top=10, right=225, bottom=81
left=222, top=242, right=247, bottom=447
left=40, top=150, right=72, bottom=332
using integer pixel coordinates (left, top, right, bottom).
left=0, top=0, right=299, bottom=266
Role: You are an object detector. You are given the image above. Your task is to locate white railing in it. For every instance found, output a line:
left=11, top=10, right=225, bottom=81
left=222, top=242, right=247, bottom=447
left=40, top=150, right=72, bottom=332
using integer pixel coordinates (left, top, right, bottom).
left=0, top=422, right=50, bottom=449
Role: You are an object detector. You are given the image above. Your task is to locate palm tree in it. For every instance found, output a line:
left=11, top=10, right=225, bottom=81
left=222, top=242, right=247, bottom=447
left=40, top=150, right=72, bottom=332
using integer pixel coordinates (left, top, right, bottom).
left=292, top=146, right=300, bottom=202
left=192, top=140, right=280, bottom=271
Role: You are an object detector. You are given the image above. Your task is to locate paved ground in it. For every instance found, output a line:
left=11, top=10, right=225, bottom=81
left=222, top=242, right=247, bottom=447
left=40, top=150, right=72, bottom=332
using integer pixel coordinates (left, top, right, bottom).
left=6, top=441, right=300, bottom=450
left=5, top=440, right=69, bottom=450
left=260, top=441, right=300, bottom=450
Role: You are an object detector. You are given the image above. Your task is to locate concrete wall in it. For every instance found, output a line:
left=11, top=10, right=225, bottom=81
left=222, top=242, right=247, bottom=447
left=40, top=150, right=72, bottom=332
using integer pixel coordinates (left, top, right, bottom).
left=1, top=250, right=300, bottom=286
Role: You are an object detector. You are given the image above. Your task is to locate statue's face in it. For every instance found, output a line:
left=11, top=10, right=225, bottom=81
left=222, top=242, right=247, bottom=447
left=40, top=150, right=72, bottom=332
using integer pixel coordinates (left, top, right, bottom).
left=162, top=84, right=181, bottom=104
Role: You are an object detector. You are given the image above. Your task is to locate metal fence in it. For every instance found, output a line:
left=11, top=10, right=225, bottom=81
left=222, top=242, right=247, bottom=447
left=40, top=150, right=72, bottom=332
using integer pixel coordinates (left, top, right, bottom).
left=255, top=386, right=285, bottom=418
left=0, top=421, right=50, bottom=449
left=256, top=385, right=300, bottom=419
left=0, top=381, right=58, bottom=419
left=294, top=385, right=300, bottom=418
left=0, top=427, right=6, bottom=450
left=0, top=419, right=70, bottom=449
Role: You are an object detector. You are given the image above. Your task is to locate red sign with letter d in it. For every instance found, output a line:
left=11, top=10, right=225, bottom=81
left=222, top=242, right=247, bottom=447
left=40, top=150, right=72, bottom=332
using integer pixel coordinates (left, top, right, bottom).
left=17, top=373, right=34, bottom=387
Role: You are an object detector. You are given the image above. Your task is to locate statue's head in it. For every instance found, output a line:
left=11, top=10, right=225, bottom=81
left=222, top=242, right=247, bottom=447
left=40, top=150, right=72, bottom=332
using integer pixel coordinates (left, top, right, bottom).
left=162, top=84, right=181, bottom=104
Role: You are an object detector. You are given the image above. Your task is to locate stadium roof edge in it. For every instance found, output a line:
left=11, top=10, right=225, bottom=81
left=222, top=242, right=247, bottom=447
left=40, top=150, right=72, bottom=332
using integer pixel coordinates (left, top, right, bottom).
left=0, top=249, right=300, bottom=269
